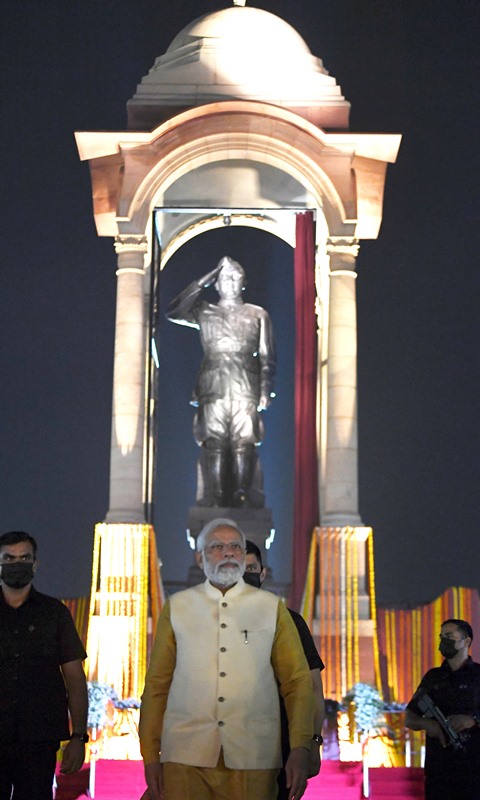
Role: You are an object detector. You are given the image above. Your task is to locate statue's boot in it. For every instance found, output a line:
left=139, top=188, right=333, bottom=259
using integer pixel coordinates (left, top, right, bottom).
left=205, top=447, right=227, bottom=506
left=232, top=445, right=254, bottom=507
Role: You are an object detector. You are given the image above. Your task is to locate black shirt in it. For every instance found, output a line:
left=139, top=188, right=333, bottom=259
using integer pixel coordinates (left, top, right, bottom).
left=407, top=657, right=480, bottom=791
left=280, top=608, right=324, bottom=760
left=288, top=609, right=324, bottom=673
left=0, top=586, right=87, bottom=743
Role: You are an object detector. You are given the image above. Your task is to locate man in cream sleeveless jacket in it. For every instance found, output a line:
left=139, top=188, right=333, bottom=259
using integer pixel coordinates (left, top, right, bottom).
left=139, top=519, right=314, bottom=800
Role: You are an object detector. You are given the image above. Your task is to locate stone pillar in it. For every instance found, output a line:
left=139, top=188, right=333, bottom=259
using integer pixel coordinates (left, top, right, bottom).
left=322, top=240, right=362, bottom=526
left=106, top=235, right=148, bottom=523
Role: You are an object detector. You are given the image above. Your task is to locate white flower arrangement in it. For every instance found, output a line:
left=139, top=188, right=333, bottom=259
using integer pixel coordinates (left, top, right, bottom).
left=87, top=681, right=118, bottom=729
left=87, top=681, right=141, bottom=730
left=343, top=682, right=385, bottom=734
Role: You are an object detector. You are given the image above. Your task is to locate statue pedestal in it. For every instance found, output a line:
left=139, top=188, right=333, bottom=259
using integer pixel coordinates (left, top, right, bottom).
left=186, top=506, right=274, bottom=584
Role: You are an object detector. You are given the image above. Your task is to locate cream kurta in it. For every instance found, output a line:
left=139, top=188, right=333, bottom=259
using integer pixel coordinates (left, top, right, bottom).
left=139, top=578, right=313, bottom=769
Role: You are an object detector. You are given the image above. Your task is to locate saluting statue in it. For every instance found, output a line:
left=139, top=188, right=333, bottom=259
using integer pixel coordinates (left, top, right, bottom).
left=167, top=256, right=276, bottom=508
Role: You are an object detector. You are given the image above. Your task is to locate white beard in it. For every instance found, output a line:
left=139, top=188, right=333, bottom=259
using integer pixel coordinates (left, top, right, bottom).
left=203, top=558, right=245, bottom=587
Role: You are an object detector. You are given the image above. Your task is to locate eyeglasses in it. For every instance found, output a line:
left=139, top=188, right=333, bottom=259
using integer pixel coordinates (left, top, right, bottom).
left=205, top=542, right=245, bottom=554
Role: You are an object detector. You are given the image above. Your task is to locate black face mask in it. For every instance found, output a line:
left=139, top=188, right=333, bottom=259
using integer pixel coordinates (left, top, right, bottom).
left=243, top=572, right=262, bottom=589
left=1, top=562, right=35, bottom=589
left=439, top=638, right=462, bottom=659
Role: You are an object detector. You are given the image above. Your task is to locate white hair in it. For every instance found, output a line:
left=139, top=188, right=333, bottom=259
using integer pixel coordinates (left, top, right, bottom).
left=196, top=518, right=246, bottom=552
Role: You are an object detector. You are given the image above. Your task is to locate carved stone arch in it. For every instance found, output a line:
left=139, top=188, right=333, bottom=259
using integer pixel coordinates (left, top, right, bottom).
left=126, top=154, right=333, bottom=271
left=126, top=147, right=337, bottom=239
left=115, top=102, right=355, bottom=243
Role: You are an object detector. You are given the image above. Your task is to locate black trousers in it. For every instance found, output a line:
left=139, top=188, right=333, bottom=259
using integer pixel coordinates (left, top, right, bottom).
left=0, top=741, right=59, bottom=800
left=277, top=767, right=288, bottom=800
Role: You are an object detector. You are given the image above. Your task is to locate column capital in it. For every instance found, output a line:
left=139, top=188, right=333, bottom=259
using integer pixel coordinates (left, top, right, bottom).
left=326, top=237, right=360, bottom=259
left=115, top=235, right=148, bottom=276
left=327, top=238, right=359, bottom=275
left=114, top=234, right=148, bottom=255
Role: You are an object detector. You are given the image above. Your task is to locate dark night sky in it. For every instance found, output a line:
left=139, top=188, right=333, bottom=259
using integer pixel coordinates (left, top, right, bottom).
left=1, top=1, right=479, bottom=608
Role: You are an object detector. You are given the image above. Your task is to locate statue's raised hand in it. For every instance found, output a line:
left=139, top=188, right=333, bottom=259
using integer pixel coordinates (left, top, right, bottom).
left=198, top=264, right=223, bottom=289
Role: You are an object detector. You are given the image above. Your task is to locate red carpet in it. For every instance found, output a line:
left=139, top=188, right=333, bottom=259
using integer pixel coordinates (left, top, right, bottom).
left=368, top=766, right=424, bottom=798
left=55, top=760, right=424, bottom=800
left=304, top=761, right=363, bottom=799
left=55, top=760, right=146, bottom=799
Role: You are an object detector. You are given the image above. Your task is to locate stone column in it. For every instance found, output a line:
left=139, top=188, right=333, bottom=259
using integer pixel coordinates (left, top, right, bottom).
left=322, top=240, right=362, bottom=526
left=106, top=235, right=148, bottom=523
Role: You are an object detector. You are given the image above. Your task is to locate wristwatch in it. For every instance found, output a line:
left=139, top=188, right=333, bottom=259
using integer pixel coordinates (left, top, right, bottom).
left=70, top=732, right=89, bottom=743
left=312, top=733, right=324, bottom=745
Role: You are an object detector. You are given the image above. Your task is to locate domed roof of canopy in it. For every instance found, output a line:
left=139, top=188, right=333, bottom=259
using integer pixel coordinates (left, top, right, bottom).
left=166, top=5, right=311, bottom=60
left=127, top=2, right=350, bottom=131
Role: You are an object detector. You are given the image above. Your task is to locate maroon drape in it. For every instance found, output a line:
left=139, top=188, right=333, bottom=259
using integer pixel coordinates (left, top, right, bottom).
left=290, top=211, right=319, bottom=610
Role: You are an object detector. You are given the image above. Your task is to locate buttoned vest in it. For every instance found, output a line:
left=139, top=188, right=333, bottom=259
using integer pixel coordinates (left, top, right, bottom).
left=161, top=579, right=282, bottom=769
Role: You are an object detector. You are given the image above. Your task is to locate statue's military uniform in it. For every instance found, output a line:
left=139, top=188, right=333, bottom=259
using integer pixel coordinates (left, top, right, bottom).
left=167, top=278, right=276, bottom=507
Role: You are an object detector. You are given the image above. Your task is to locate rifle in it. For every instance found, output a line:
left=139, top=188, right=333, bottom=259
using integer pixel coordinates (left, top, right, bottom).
left=416, top=689, right=467, bottom=751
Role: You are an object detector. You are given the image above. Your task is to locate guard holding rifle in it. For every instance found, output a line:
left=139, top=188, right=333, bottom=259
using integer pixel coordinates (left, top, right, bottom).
left=406, top=618, right=480, bottom=800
